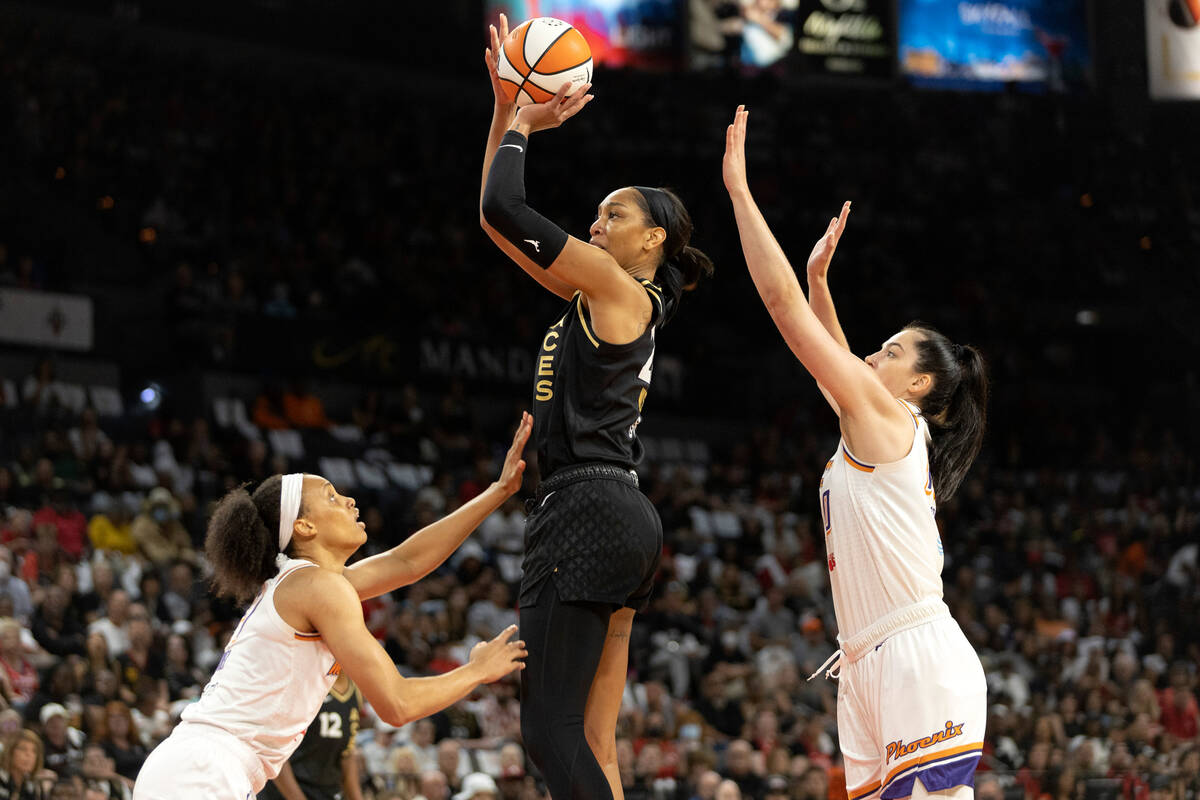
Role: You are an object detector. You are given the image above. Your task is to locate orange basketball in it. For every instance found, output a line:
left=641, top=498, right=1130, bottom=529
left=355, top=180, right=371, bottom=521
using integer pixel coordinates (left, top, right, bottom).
left=495, top=17, right=593, bottom=106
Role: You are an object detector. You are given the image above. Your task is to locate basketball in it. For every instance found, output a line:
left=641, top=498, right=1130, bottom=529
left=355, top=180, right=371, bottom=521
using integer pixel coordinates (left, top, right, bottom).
left=496, top=17, right=593, bottom=106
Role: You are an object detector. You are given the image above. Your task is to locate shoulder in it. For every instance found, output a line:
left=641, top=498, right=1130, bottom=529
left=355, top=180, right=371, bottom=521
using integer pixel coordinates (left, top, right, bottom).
left=274, top=565, right=359, bottom=628
left=639, top=280, right=666, bottom=323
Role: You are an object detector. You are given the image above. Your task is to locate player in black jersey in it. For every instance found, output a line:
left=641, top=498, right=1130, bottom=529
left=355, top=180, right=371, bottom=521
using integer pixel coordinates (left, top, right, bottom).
left=480, top=16, right=715, bottom=800
left=259, top=674, right=364, bottom=800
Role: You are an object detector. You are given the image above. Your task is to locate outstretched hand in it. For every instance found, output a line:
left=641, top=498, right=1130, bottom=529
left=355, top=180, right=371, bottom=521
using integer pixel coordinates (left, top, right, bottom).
left=485, top=14, right=515, bottom=113
left=493, top=411, right=532, bottom=496
left=469, top=624, right=528, bottom=682
left=513, top=81, right=594, bottom=134
left=807, top=201, right=852, bottom=281
left=723, top=105, right=750, bottom=197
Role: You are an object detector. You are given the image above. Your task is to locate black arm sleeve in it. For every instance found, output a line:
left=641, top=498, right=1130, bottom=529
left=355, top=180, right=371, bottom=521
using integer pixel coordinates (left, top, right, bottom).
left=481, top=130, right=570, bottom=269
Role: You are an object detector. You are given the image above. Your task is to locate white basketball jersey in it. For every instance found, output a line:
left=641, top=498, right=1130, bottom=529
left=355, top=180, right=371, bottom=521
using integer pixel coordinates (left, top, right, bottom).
left=819, top=400, right=948, bottom=642
left=180, top=558, right=340, bottom=780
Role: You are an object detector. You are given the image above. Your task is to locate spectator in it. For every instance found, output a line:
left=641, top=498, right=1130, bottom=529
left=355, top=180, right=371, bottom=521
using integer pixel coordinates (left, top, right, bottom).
left=454, top=773, right=499, bottom=800
left=113, top=613, right=162, bottom=702
left=466, top=583, right=517, bottom=642
left=794, top=767, right=826, bottom=800
left=161, top=634, right=203, bottom=703
left=87, top=592, right=130, bottom=661
left=389, top=745, right=422, bottom=800
left=156, top=562, right=196, bottom=625
left=40, top=703, right=84, bottom=779
left=251, top=384, right=290, bottom=430
left=714, top=779, right=741, bottom=800
left=0, top=728, right=56, bottom=799
left=0, top=618, right=38, bottom=712
left=78, top=743, right=129, bottom=800
left=32, top=585, right=85, bottom=659
left=0, top=548, right=34, bottom=626
left=722, top=740, right=763, bottom=800
left=76, top=564, right=115, bottom=625
left=1159, top=663, right=1199, bottom=742
left=437, top=739, right=470, bottom=795
left=96, top=702, right=145, bottom=782
left=417, top=768, right=450, bottom=800
left=282, top=379, right=331, bottom=429
left=32, top=492, right=86, bottom=563
left=85, top=499, right=135, bottom=557
left=129, top=489, right=192, bottom=567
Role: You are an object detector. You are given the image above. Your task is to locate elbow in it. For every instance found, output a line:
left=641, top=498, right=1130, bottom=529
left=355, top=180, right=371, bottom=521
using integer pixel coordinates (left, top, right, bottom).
left=762, top=284, right=799, bottom=316
left=480, top=189, right=505, bottom=228
left=376, top=697, right=411, bottom=728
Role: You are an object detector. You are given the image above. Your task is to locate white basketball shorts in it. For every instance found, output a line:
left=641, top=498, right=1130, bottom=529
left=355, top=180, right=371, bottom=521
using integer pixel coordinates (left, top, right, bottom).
left=133, top=724, right=265, bottom=800
left=838, top=616, right=986, bottom=800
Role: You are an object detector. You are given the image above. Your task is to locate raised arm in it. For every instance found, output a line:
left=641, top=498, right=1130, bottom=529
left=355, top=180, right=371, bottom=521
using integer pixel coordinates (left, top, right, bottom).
left=294, top=572, right=526, bottom=727
left=722, top=107, right=911, bottom=461
left=481, top=87, right=652, bottom=344
left=344, top=412, right=531, bottom=601
left=480, top=16, right=576, bottom=300
left=806, top=202, right=852, bottom=352
left=805, top=202, right=852, bottom=415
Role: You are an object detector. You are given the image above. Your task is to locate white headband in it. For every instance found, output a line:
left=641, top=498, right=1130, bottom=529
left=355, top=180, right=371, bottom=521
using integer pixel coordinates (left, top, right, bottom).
left=278, top=473, right=304, bottom=551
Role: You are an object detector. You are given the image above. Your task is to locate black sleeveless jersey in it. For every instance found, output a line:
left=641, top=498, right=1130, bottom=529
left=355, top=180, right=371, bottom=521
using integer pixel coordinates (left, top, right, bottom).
left=258, top=683, right=362, bottom=800
left=532, top=280, right=664, bottom=478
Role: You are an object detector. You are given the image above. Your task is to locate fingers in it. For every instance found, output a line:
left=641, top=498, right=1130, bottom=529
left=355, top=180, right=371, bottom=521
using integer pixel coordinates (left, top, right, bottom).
left=510, top=411, right=532, bottom=452
left=500, top=12, right=509, bottom=40
left=497, top=623, right=519, bottom=642
left=562, top=82, right=591, bottom=106
left=834, top=201, right=851, bottom=242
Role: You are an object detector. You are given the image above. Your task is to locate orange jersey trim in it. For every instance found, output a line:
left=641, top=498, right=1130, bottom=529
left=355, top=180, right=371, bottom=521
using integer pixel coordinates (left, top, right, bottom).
left=847, top=780, right=882, bottom=800
left=294, top=632, right=322, bottom=641
left=842, top=448, right=876, bottom=473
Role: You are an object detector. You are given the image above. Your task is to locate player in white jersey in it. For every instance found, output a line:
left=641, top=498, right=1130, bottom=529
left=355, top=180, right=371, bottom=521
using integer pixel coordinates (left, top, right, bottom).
left=723, top=108, right=989, bottom=800
left=134, top=413, right=535, bottom=800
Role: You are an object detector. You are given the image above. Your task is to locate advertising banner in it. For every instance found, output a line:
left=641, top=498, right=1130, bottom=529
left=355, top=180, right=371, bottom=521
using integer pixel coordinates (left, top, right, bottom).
left=898, top=0, right=1091, bottom=91
left=0, top=289, right=94, bottom=351
left=1147, top=0, right=1200, bottom=99
left=797, top=0, right=894, bottom=79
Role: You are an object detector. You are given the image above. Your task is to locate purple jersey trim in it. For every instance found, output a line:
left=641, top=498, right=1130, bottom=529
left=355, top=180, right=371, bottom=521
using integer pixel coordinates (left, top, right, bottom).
left=880, top=753, right=981, bottom=799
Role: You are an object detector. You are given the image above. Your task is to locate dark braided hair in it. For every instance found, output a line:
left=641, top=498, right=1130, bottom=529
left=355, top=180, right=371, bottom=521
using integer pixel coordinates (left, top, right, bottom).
left=904, top=322, right=989, bottom=502
left=205, top=474, right=302, bottom=603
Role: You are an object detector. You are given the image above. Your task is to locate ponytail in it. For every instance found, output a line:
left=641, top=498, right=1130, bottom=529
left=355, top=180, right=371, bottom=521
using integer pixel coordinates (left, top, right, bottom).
left=632, top=187, right=714, bottom=325
left=905, top=323, right=989, bottom=501
left=205, top=474, right=298, bottom=603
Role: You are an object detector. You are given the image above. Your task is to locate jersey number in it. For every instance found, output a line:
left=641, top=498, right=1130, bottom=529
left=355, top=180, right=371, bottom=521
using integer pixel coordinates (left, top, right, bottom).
left=318, top=711, right=342, bottom=738
left=820, top=489, right=831, bottom=536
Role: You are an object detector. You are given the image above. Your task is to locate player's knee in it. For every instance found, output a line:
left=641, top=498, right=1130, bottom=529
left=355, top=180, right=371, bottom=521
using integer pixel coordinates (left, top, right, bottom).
left=584, top=722, right=615, bottom=767
left=520, top=707, right=550, bottom=764
left=521, top=705, right=565, bottom=765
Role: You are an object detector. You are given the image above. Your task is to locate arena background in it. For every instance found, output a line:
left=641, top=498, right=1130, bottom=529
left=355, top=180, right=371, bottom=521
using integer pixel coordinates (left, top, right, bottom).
left=0, top=1, right=1197, bottom=799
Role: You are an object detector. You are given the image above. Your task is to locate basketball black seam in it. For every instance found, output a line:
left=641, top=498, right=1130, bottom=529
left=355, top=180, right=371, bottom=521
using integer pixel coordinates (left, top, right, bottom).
left=516, top=25, right=576, bottom=101
left=529, top=56, right=592, bottom=78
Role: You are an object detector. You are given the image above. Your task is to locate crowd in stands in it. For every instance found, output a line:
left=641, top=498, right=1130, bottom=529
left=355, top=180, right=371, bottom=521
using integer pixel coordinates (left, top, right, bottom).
left=0, top=9, right=1197, bottom=800
left=0, top=352, right=1197, bottom=800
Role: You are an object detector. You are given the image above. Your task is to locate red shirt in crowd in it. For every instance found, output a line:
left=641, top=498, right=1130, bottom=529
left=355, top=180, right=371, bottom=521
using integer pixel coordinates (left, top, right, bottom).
left=32, top=506, right=87, bottom=560
left=1158, top=688, right=1200, bottom=740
